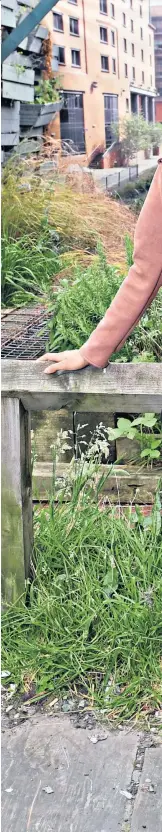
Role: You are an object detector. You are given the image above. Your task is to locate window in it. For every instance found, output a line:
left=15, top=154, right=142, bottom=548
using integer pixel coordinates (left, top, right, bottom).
left=111, top=3, right=115, bottom=18
left=71, top=49, right=80, bottom=66
left=70, top=17, right=79, bottom=35
left=58, top=46, right=65, bottom=64
left=111, top=30, right=115, bottom=45
left=60, top=92, right=85, bottom=153
left=100, top=26, right=108, bottom=42
left=124, top=38, right=127, bottom=52
left=141, top=48, right=144, bottom=61
left=131, top=43, right=135, bottom=56
left=112, top=57, right=116, bottom=73
left=123, top=12, right=126, bottom=25
left=68, top=0, right=77, bottom=4
left=142, top=70, right=144, bottom=83
left=150, top=75, right=152, bottom=86
left=104, top=93, right=118, bottom=147
left=126, top=97, right=129, bottom=111
left=131, top=19, right=133, bottom=32
left=132, top=66, right=135, bottom=80
left=130, top=0, right=133, bottom=6
left=53, top=12, right=63, bottom=31
left=140, top=27, right=143, bottom=39
left=101, top=54, right=109, bottom=71
left=125, top=63, right=128, bottom=77
left=150, top=54, right=152, bottom=66
left=100, top=0, right=107, bottom=13
left=140, top=4, right=142, bottom=16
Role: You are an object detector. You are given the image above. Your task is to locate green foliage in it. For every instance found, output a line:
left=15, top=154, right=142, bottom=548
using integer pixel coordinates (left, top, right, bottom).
left=35, top=77, right=62, bottom=105
left=2, top=447, right=162, bottom=721
left=112, top=114, right=162, bottom=163
left=49, top=245, right=122, bottom=351
left=49, top=245, right=162, bottom=362
left=108, top=414, right=162, bottom=467
left=125, top=233, right=133, bottom=268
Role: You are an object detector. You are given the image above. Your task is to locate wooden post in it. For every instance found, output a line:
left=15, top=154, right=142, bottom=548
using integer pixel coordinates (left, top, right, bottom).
left=1, top=397, right=33, bottom=604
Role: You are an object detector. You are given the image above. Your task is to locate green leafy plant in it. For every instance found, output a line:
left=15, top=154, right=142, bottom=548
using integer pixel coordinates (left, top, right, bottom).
left=108, top=414, right=162, bottom=467
left=34, top=77, right=62, bottom=105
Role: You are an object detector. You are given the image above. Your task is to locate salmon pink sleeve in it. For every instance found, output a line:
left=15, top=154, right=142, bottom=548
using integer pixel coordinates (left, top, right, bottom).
left=80, top=163, right=162, bottom=368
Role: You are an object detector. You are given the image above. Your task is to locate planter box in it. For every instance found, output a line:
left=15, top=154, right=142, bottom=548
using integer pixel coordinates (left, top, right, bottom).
left=20, top=100, right=62, bottom=129
left=2, top=64, right=34, bottom=103
left=1, top=101, right=20, bottom=133
left=1, top=0, right=16, bottom=27
left=1, top=131, right=20, bottom=147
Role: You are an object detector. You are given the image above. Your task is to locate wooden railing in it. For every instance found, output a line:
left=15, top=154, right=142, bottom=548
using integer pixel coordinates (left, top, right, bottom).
left=2, top=360, right=162, bottom=603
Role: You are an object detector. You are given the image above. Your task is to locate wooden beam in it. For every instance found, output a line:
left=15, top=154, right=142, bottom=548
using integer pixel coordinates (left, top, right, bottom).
left=33, top=461, right=162, bottom=506
left=1, top=360, right=162, bottom=413
left=1, top=398, right=33, bottom=603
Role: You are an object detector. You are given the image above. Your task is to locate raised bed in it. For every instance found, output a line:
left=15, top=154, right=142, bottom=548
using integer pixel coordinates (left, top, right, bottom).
left=2, top=63, right=34, bottom=103
left=20, top=100, right=63, bottom=129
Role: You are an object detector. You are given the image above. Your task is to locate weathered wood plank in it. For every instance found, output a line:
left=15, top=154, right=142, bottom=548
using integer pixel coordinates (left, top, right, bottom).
left=2, top=361, right=162, bottom=413
left=1, top=102, right=20, bottom=132
left=2, top=64, right=34, bottom=86
left=1, top=132, right=19, bottom=147
left=33, top=461, right=162, bottom=505
left=1, top=6, right=16, bottom=26
left=2, top=81, right=34, bottom=104
left=1, top=398, right=33, bottom=603
left=20, top=403, right=33, bottom=581
left=31, top=410, right=74, bottom=464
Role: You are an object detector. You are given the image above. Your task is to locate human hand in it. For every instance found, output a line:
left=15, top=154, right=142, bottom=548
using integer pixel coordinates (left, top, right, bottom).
left=36, top=350, right=88, bottom=374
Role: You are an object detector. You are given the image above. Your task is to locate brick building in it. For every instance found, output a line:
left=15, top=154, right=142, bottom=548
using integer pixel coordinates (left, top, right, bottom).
left=151, top=3, right=162, bottom=121
left=45, top=0, right=157, bottom=164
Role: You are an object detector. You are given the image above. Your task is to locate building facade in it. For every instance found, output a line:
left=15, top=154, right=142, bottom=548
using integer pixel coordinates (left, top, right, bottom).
left=45, top=0, right=156, bottom=163
left=151, top=4, right=162, bottom=121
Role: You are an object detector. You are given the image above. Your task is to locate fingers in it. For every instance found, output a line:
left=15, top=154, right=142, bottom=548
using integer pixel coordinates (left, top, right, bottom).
left=44, top=362, right=66, bottom=375
left=36, top=353, right=64, bottom=364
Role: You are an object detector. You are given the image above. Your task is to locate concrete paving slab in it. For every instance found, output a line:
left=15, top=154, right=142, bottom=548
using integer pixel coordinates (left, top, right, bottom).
left=2, top=715, right=139, bottom=832
left=131, top=746, right=162, bottom=832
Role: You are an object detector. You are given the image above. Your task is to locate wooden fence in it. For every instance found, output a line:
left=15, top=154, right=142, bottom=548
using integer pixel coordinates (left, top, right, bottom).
left=1, top=360, right=162, bottom=603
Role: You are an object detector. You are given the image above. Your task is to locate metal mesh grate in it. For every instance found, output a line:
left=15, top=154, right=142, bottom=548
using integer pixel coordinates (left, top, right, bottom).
left=1, top=307, right=53, bottom=360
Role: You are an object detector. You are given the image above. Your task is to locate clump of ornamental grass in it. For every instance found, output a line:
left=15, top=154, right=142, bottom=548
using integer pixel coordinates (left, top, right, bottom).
left=2, top=427, right=162, bottom=724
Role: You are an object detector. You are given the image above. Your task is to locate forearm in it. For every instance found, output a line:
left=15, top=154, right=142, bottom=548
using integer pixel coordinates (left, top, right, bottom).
left=80, top=163, right=162, bottom=369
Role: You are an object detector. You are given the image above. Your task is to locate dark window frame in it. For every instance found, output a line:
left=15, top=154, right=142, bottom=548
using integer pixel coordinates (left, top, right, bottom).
left=69, top=16, right=79, bottom=36
left=100, top=0, right=107, bottom=14
left=53, top=11, right=64, bottom=32
left=100, top=25, right=108, bottom=43
left=101, top=54, right=109, bottom=72
left=58, top=46, right=65, bottom=64
left=71, top=48, right=81, bottom=67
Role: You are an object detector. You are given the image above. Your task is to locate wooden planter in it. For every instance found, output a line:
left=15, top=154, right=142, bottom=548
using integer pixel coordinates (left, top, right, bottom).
left=1, top=0, right=16, bottom=28
left=2, top=63, right=34, bottom=103
left=1, top=102, right=20, bottom=148
left=20, top=100, right=63, bottom=129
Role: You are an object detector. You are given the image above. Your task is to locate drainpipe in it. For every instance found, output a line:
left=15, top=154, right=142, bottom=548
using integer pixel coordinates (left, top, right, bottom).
left=1, top=0, right=59, bottom=63
left=81, top=0, right=88, bottom=74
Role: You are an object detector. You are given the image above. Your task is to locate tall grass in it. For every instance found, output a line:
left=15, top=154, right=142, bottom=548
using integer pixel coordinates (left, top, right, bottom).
left=2, top=448, right=162, bottom=722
